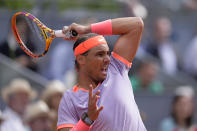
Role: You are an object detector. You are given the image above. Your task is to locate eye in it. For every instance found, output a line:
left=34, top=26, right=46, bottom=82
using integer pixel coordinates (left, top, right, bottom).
left=97, top=53, right=103, bottom=57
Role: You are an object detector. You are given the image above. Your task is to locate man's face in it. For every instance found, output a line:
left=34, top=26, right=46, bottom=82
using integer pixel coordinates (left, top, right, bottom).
left=9, top=91, right=30, bottom=115
left=174, top=96, right=194, bottom=120
left=83, top=44, right=110, bottom=83
left=29, top=115, right=52, bottom=131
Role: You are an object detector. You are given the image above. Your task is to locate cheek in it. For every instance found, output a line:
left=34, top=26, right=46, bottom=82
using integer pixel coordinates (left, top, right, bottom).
left=31, top=118, right=52, bottom=129
left=31, top=120, right=43, bottom=128
left=87, top=60, right=101, bottom=71
left=15, top=96, right=30, bottom=106
left=183, top=103, right=193, bottom=114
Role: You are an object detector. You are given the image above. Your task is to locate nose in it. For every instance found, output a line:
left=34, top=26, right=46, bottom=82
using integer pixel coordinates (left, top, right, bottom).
left=104, top=54, right=110, bottom=64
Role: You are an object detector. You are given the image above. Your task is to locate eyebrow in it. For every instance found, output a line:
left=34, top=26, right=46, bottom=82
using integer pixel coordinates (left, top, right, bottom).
left=95, top=50, right=109, bottom=54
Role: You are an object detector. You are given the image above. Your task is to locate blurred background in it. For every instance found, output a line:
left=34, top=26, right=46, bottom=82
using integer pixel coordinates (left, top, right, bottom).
left=0, top=0, right=197, bottom=131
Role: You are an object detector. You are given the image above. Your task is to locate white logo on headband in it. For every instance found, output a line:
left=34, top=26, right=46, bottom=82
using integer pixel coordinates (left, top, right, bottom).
left=99, top=38, right=105, bottom=42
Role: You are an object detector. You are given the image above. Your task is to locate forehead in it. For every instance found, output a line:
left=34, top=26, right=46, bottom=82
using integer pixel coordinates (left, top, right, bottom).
left=89, top=44, right=109, bottom=53
left=13, top=91, right=29, bottom=97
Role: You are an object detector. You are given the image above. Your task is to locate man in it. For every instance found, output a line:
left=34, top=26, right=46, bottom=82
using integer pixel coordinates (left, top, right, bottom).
left=144, top=17, right=178, bottom=75
left=42, top=80, right=67, bottom=112
left=57, top=17, right=146, bottom=131
left=1, top=78, right=37, bottom=131
left=130, top=58, right=164, bottom=95
left=41, top=80, right=67, bottom=131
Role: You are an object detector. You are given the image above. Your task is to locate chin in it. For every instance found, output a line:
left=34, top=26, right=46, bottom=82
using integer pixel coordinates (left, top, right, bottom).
left=100, top=75, right=107, bottom=81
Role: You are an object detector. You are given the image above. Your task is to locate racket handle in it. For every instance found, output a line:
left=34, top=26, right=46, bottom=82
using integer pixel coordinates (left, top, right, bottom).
left=54, top=30, right=78, bottom=38
left=54, top=30, right=65, bottom=37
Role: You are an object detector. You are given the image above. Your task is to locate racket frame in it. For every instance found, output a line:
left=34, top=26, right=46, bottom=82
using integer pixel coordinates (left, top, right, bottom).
left=12, top=12, right=56, bottom=58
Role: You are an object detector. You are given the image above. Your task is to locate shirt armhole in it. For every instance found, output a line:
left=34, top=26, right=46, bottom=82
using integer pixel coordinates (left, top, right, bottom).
left=111, top=52, right=132, bottom=68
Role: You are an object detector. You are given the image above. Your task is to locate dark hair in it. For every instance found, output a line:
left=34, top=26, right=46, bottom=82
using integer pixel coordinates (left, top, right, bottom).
left=73, top=33, right=99, bottom=70
left=171, top=96, right=193, bottom=128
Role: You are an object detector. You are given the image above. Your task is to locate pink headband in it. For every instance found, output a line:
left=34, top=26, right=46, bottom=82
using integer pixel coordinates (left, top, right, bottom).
left=74, top=35, right=107, bottom=56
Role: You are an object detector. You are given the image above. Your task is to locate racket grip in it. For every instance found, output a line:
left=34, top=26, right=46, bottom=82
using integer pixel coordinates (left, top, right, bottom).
left=54, top=30, right=78, bottom=38
left=54, top=30, right=65, bottom=37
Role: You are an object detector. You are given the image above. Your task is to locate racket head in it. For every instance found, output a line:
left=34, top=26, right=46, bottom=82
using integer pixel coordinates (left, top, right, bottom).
left=11, top=12, right=55, bottom=58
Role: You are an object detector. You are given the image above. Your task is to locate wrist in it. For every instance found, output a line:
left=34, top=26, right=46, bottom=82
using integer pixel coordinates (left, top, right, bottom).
left=91, top=19, right=112, bottom=35
left=81, top=112, right=94, bottom=126
left=85, top=25, right=91, bottom=34
left=69, top=119, right=91, bottom=131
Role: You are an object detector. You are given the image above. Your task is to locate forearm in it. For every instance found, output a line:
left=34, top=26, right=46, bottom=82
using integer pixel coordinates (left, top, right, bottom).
left=111, top=17, right=144, bottom=35
left=85, top=17, right=143, bottom=36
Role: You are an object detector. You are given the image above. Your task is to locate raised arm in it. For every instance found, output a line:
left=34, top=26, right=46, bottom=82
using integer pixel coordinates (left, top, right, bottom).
left=63, top=17, right=144, bottom=62
left=111, top=17, right=144, bottom=62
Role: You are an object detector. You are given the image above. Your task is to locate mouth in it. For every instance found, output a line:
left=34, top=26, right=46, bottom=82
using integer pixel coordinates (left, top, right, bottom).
left=101, top=65, right=108, bottom=75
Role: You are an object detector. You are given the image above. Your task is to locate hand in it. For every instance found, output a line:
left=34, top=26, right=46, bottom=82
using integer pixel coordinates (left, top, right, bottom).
left=62, top=23, right=91, bottom=41
left=87, top=84, right=103, bottom=121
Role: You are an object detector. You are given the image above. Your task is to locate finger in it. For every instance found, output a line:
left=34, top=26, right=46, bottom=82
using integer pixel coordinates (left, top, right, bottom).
left=93, top=95, right=100, bottom=107
left=62, top=26, right=68, bottom=34
left=63, top=37, right=69, bottom=40
left=94, top=90, right=100, bottom=97
left=63, top=37, right=75, bottom=41
left=70, top=23, right=77, bottom=31
left=97, top=106, right=104, bottom=113
left=88, top=84, right=93, bottom=100
left=91, top=90, right=100, bottom=104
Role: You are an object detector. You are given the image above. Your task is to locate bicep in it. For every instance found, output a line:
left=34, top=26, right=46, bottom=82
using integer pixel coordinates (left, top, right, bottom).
left=112, top=17, right=144, bottom=62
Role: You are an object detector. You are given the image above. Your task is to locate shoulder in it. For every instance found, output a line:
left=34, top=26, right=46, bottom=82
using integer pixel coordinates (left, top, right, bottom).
left=60, top=87, right=87, bottom=108
left=109, top=52, right=131, bottom=74
left=60, top=89, right=73, bottom=104
left=149, top=81, right=164, bottom=94
left=2, top=108, right=17, bottom=119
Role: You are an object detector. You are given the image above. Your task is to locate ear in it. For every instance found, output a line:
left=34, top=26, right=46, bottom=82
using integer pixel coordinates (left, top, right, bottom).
left=76, top=55, right=86, bottom=67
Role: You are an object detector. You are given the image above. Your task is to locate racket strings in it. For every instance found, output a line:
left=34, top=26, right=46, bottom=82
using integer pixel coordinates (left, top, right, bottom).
left=15, top=15, right=47, bottom=55
left=25, top=16, right=46, bottom=42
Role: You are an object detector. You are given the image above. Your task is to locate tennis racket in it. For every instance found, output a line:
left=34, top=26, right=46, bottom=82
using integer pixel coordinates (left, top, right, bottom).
left=11, top=12, right=78, bottom=58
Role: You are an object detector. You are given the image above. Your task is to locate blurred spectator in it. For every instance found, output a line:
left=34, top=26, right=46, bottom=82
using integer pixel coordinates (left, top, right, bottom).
left=118, top=0, right=148, bottom=19
left=0, top=16, right=37, bottom=71
left=0, top=78, right=37, bottom=131
left=130, top=58, right=164, bottom=95
left=144, top=17, right=179, bottom=75
left=45, top=41, right=76, bottom=87
left=41, top=80, right=66, bottom=112
left=159, top=86, right=197, bottom=131
left=24, top=100, right=53, bottom=131
left=183, top=0, right=197, bottom=10
left=183, top=30, right=197, bottom=80
left=41, top=80, right=66, bottom=131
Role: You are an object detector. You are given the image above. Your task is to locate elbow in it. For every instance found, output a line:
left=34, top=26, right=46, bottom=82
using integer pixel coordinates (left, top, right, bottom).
left=136, top=17, right=144, bottom=33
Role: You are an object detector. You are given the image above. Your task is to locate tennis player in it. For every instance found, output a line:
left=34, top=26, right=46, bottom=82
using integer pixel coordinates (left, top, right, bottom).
left=57, top=17, right=146, bottom=131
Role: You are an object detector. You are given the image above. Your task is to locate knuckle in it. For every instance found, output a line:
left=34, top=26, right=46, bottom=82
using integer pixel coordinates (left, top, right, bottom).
left=72, top=23, right=77, bottom=25
left=63, top=26, right=67, bottom=30
left=71, top=23, right=76, bottom=27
